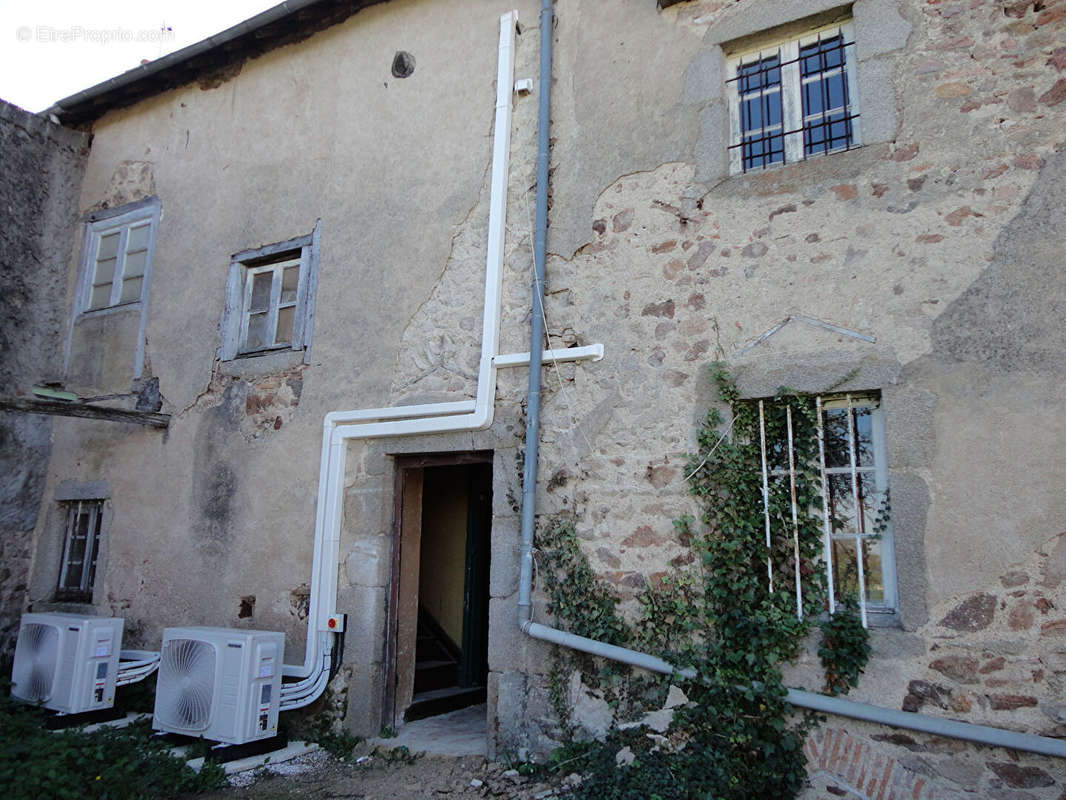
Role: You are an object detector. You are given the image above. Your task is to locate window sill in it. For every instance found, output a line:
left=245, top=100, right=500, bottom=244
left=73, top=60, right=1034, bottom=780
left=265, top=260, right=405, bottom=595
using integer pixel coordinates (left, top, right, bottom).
left=863, top=609, right=901, bottom=629
left=35, top=599, right=96, bottom=613
left=76, top=301, right=142, bottom=320
left=718, top=142, right=887, bottom=194
left=219, top=347, right=307, bottom=378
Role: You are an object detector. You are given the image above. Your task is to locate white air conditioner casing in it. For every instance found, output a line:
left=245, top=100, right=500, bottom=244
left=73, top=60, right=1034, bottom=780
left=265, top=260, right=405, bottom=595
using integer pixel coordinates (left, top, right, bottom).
left=152, top=627, right=283, bottom=745
left=11, top=612, right=123, bottom=713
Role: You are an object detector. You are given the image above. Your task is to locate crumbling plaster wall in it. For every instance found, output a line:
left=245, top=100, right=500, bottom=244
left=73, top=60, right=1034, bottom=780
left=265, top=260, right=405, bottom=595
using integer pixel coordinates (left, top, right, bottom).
left=480, top=0, right=1066, bottom=788
left=31, top=0, right=540, bottom=686
left=0, top=100, right=88, bottom=657
left=23, top=0, right=1066, bottom=786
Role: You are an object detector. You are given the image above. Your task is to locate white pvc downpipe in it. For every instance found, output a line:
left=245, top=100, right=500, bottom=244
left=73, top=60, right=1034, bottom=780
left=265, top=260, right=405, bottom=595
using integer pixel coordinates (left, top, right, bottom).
left=279, top=10, right=520, bottom=706
left=510, top=0, right=1066, bottom=763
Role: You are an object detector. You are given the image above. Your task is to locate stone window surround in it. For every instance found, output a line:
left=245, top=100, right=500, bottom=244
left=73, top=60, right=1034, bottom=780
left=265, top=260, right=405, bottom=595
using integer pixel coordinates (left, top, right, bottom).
left=726, top=19, right=862, bottom=174
left=733, top=353, right=928, bottom=631
left=68, top=196, right=161, bottom=381
left=693, top=0, right=909, bottom=185
left=219, top=220, right=321, bottom=366
left=31, top=480, right=112, bottom=611
left=750, top=390, right=899, bottom=625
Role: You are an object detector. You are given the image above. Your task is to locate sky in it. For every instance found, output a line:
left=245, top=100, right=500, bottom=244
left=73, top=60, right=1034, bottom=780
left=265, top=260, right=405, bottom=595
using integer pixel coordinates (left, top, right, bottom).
left=0, top=1, right=283, bottom=113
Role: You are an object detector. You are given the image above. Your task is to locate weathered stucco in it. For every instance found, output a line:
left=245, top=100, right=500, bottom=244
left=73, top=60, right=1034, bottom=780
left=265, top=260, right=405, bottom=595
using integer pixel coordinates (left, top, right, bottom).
left=12, top=0, right=1066, bottom=794
left=32, top=0, right=543, bottom=664
left=0, top=100, right=88, bottom=657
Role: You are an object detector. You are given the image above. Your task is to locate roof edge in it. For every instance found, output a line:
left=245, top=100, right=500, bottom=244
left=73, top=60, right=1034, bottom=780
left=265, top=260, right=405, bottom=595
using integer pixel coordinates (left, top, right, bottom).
left=48, top=0, right=386, bottom=126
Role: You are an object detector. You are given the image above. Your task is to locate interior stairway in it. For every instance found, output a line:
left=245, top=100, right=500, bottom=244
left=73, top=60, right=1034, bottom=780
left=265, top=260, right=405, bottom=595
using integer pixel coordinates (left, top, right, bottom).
left=406, top=607, right=486, bottom=722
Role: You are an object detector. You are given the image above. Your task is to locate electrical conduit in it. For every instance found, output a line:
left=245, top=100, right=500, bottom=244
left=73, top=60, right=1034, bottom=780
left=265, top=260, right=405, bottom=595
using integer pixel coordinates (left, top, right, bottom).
left=279, top=10, right=520, bottom=709
left=512, top=0, right=1066, bottom=761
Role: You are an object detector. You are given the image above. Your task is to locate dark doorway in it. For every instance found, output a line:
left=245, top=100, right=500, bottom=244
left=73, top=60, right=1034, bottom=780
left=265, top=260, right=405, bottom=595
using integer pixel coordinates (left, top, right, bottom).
left=385, top=453, right=492, bottom=725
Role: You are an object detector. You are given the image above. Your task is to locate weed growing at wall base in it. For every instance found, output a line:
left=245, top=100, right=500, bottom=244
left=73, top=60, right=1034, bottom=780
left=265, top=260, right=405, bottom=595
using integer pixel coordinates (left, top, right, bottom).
left=0, top=680, right=226, bottom=800
left=538, top=364, right=869, bottom=799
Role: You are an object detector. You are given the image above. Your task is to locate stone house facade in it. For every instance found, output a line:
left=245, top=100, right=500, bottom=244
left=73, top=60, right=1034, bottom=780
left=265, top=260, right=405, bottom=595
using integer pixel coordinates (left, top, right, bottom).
left=3, top=0, right=1066, bottom=796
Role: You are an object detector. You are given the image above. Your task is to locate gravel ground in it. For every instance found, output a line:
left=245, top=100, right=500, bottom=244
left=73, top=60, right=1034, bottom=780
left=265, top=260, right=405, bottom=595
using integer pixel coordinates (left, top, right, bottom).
left=188, top=745, right=572, bottom=800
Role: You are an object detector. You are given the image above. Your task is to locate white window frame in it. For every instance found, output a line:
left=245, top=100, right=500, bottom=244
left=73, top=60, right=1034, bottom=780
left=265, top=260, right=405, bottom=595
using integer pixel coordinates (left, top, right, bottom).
left=236, top=255, right=304, bottom=354
left=756, top=392, right=897, bottom=628
left=220, top=222, right=320, bottom=362
left=727, top=21, right=862, bottom=175
left=55, top=499, right=105, bottom=603
left=76, top=199, right=160, bottom=315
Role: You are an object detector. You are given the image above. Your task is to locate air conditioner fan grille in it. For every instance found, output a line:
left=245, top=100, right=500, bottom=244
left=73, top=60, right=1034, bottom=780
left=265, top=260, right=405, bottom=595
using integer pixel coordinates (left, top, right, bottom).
left=155, top=638, right=216, bottom=732
left=12, top=623, right=61, bottom=702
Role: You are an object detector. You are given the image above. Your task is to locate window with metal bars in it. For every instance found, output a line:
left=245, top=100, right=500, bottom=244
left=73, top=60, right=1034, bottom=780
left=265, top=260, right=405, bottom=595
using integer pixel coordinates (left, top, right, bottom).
left=78, top=200, right=160, bottom=313
left=55, top=500, right=105, bottom=603
left=754, top=392, right=896, bottom=627
left=727, top=23, right=860, bottom=174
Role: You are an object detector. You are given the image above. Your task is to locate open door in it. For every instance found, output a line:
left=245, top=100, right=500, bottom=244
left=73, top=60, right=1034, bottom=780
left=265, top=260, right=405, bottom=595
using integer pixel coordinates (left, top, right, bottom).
left=385, top=453, right=492, bottom=725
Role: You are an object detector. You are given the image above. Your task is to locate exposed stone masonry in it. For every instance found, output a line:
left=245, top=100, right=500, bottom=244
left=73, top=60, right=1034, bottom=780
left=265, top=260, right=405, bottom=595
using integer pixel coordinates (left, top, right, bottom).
left=0, top=100, right=88, bottom=658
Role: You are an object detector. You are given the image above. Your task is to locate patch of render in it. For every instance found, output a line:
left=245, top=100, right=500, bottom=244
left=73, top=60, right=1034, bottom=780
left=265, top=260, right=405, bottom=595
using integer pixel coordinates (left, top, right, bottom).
left=388, top=19, right=542, bottom=407
left=930, top=144, right=1066, bottom=375
left=326, top=17, right=547, bottom=738
left=547, top=0, right=911, bottom=260
left=387, top=172, right=490, bottom=406
left=504, top=0, right=1066, bottom=753
left=904, top=150, right=1066, bottom=606
left=545, top=2, right=704, bottom=259
left=0, top=100, right=89, bottom=657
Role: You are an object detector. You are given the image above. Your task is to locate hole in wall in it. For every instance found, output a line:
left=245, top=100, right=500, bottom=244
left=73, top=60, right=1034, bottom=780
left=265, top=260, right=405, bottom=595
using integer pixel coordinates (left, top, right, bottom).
left=391, top=51, right=416, bottom=78
left=238, top=595, right=255, bottom=619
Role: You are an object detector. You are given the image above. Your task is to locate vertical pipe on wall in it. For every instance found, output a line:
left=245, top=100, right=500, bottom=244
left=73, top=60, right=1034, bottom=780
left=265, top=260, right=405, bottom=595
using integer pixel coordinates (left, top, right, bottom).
left=758, top=400, right=773, bottom=594
left=517, top=0, right=553, bottom=629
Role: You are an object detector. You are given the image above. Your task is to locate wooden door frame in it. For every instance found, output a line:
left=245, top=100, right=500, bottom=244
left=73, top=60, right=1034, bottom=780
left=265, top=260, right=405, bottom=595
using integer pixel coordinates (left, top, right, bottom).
left=382, top=450, right=493, bottom=728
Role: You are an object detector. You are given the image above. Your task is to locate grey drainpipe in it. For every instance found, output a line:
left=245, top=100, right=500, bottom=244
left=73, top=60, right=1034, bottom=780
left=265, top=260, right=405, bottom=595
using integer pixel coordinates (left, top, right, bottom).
left=513, top=0, right=1065, bottom=764
left=515, top=0, right=553, bottom=633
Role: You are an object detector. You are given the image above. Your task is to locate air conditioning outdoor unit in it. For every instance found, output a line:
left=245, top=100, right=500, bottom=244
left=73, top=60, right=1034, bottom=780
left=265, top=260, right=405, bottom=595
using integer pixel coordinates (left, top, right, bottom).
left=11, top=612, right=123, bottom=713
left=152, top=627, right=283, bottom=745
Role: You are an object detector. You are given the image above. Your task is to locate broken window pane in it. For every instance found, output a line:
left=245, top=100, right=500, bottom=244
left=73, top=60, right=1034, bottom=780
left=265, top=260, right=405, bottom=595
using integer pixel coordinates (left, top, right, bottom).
left=57, top=501, right=104, bottom=601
